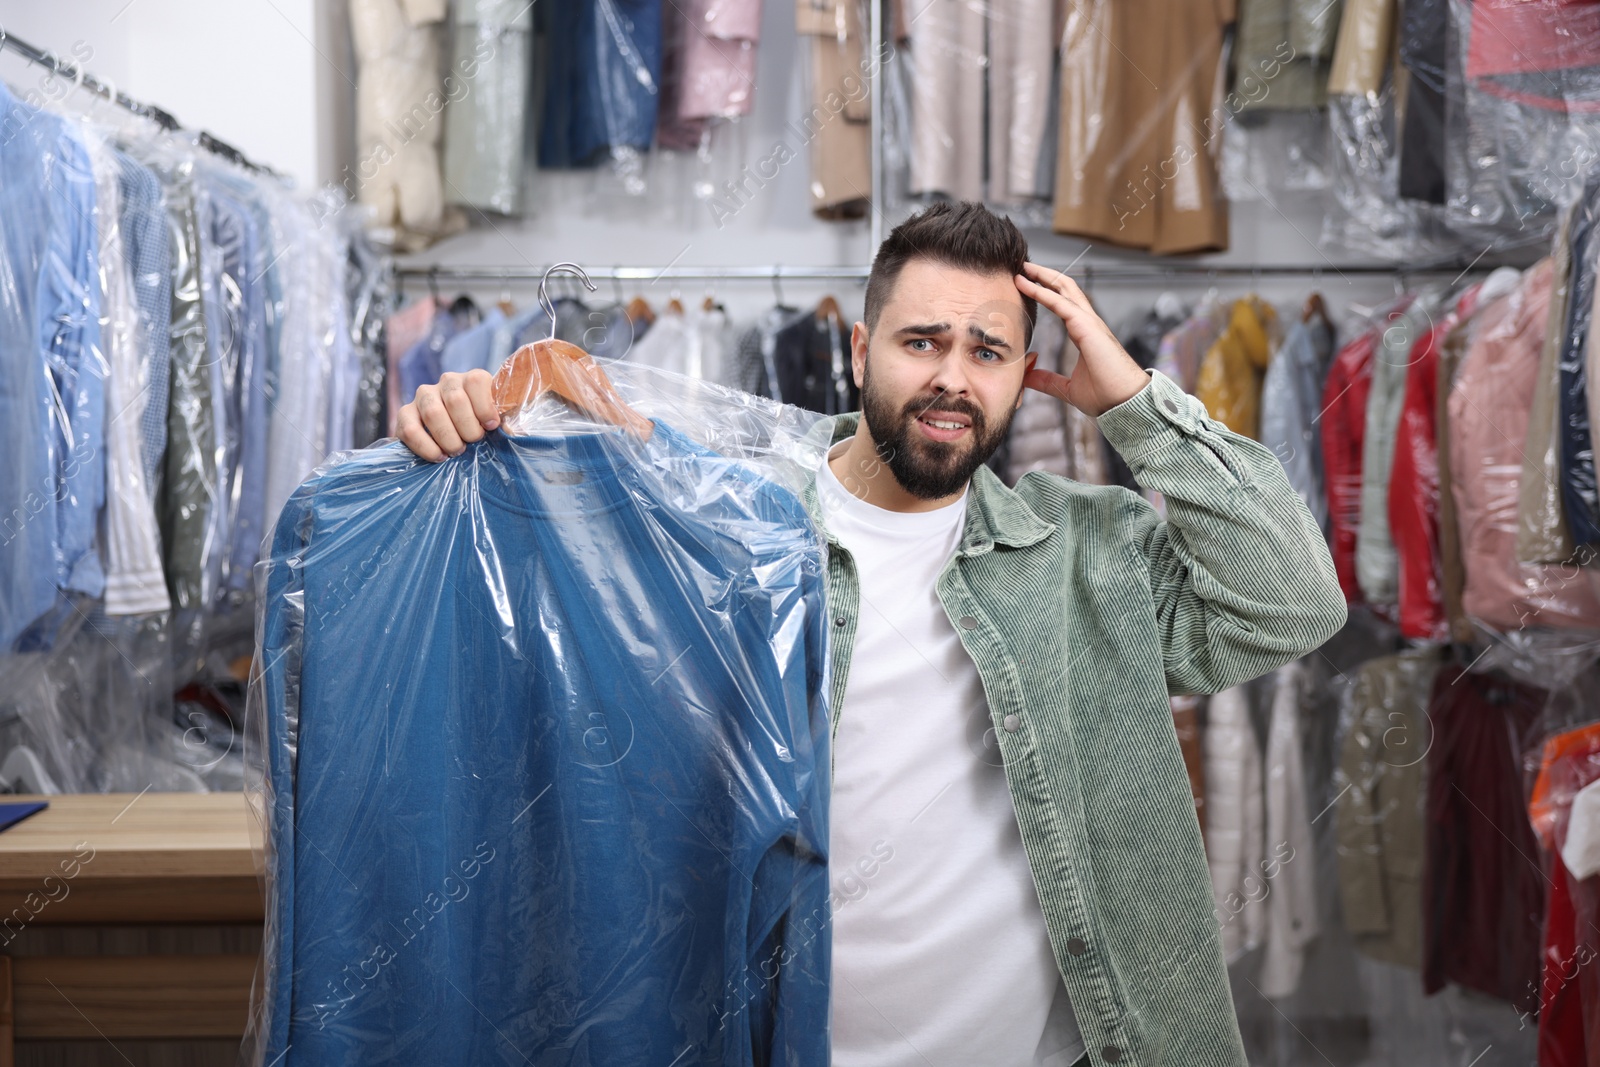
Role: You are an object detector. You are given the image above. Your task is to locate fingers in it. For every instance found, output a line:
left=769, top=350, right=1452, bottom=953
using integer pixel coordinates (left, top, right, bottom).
left=396, top=395, right=446, bottom=463
left=1024, top=365, right=1073, bottom=403
left=462, top=369, right=500, bottom=432
left=396, top=371, right=502, bottom=463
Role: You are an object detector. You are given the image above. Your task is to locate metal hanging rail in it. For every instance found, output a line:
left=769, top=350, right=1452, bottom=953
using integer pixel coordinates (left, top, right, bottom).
left=0, top=27, right=276, bottom=176
left=395, top=261, right=1517, bottom=284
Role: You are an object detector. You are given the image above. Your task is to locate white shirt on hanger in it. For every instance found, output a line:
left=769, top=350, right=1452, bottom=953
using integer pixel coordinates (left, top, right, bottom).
left=818, top=439, right=1085, bottom=1067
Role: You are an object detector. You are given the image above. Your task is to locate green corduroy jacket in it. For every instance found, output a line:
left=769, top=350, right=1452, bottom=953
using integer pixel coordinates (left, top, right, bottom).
left=801, top=369, right=1347, bottom=1067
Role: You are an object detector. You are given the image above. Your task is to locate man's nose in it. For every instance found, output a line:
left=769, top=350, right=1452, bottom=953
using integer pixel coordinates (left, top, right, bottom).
left=926, top=349, right=972, bottom=398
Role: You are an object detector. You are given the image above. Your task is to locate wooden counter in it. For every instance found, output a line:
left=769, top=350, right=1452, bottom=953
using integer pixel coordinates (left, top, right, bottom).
left=0, top=792, right=263, bottom=1062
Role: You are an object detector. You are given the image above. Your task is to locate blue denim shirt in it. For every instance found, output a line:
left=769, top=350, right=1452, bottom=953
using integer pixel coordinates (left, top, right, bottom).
left=115, top=150, right=174, bottom=498
left=0, top=84, right=104, bottom=652
left=256, top=421, right=831, bottom=1065
left=539, top=0, right=664, bottom=167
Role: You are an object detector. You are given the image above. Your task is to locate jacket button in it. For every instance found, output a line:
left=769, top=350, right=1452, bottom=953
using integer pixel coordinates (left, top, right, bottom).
left=834, top=616, right=847, bottom=627
left=1102, top=1047, right=1123, bottom=1063
left=1067, top=937, right=1087, bottom=955
left=1162, top=396, right=1181, bottom=415
left=1003, top=714, right=1020, bottom=733
left=959, top=615, right=978, bottom=630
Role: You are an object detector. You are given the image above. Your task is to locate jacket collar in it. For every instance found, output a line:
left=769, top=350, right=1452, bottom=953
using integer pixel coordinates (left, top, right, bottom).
left=800, top=412, right=1056, bottom=554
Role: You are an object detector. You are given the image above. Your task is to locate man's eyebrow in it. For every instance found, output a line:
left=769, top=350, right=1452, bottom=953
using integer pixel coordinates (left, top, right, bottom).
left=893, top=321, right=1012, bottom=348
left=894, top=322, right=951, bottom=337
left=967, top=323, right=1012, bottom=349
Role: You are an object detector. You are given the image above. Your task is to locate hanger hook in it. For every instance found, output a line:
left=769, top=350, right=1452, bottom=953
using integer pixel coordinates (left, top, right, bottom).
left=540, top=262, right=597, bottom=340
left=427, top=266, right=440, bottom=303
left=772, top=266, right=784, bottom=306
left=612, top=266, right=624, bottom=305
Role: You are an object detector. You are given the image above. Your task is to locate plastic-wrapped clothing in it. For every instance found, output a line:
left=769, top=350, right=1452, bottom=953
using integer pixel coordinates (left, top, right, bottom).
left=680, top=0, right=762, bottom=120
left=1051, top=0, right=1233, bottom=254
left=1259, top=660, right=1319, bottom=999
left=906, top=0, right=1054, bottom=203
left=906, top=0, right=984, bottom=201
left=1204, top=684, right=1265, bottom=962
left=1107, top=298, right=1188, bottom=491
left=383, top=296, right=441, bottom=433
left=1435, top=303, right=1478, bottom=641
left=1521, top=200, right=1582, bottom=566
left=1327, top=0, right=1395, bottom=95
left=988, top=0, right=1057, bottom=202
left=769, top=307, right=857, bottom=416
left=624, top=304, right=731, bottom=381
left=253, top=421, right=831, bottom=1065
left=1564, top=774, right=1600, bottom=880
left=1006, top=305, right=1077, bottom=483
left=1336, top=650, right=1439, bottom=970
left=1561, top=174, right=1600, bottom=548
left=351, top=0, right=461, bottom=250
left=35, top=105, right=107, bottom=614
left=1321, top=328, right=1378, bottom=604
left=441, top=0, right=532, bottom=214
left=115, top=152, right=174, bottom=496
left=199, top=172, right=273, bottom=597
left=1450, top=259, right=1600, bottom=631
left=1397, top=0, right=1448, bottom=203
left=1464, top=0, right=1600, bottom=112
left=137, top=159, right=216, bottom=615
left=656, top=0, right=709, bottom=151
left=85, top=132, right=169, bottom=617
left=1355, top=299, right=1431, bottom=608
left=1195, top=297, right=1276, bottom=441
left=0, top=86, right=95, bottom=651
left=796, top=0, right=871, bottom=219
left=1527, top=723, right=1600, bottom=1067
left=1234, top=0, right=1343, bottom=112
left=1423, top=665, right=1547, bottom=1015
left=733, top=305, right=799, bottom=398
left=1259, top=314, right=1335, bottom=535
left=1154, top=294, right=1226, bottom=393
left=1390, top=289, right=1472, bottom=641
left=439, top=306, right=505, bottom=375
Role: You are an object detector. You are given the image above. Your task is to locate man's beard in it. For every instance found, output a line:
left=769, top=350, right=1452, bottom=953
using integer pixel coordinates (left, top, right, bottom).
left=860, top=363, right=1018, bottom=500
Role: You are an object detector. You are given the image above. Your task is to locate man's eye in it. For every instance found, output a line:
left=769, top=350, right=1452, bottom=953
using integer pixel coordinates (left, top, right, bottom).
left=974, top=348, right=1002, bottom=363
left=908, top=338, right=934, bottom=353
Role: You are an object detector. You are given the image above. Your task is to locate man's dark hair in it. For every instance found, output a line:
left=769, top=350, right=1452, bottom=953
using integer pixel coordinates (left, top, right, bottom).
left=863, top=200, right=1038, bottom=351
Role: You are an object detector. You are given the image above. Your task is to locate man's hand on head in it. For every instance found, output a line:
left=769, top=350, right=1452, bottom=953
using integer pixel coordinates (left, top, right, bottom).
left=1015, top=262, right=1152, bottom=417
left=397, top=369, right=502, bottom=463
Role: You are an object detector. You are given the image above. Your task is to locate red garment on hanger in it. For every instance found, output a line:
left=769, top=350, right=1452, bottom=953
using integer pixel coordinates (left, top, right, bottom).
left=1321, top=330, right=1378, bottom=604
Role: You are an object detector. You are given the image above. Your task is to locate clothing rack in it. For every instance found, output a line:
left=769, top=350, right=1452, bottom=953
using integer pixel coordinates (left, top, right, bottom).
left=0, top=28, right=278, bottom=177
left=396, top=261, right=1517, bottom=285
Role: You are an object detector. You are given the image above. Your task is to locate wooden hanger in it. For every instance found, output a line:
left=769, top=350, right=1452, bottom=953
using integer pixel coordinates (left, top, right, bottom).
left=666, top=292, right=685, bottom=315
left=625, top=295, right=655, bottom=326
left=1302, top=291, right=1328, bottom=327
left=497, top=271, right=516, bottom=317
left=491, top=262, right=653, bottom=440
left=815, top=294, right=842, bottom=324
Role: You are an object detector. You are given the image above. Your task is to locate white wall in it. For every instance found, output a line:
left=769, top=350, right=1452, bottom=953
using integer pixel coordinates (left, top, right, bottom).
left=0, top=0, right=343, bottom=191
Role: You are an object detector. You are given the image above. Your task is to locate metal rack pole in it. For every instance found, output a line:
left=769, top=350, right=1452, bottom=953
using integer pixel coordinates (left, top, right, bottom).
left=869, top=0, right=886, bottom=255
left=0, top=28, right=271, bottom=174
left=393, top=262, right=1517, bottom=284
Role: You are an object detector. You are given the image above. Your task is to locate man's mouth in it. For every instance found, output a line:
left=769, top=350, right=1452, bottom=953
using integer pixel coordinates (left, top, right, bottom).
left=913, top=410, right=973, bottom=441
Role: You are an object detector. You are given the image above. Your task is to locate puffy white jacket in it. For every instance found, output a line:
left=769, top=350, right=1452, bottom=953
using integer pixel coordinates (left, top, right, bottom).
left=351, top=0, right=462, bottom=249
left=1205, top=684, right=1265, bottom=961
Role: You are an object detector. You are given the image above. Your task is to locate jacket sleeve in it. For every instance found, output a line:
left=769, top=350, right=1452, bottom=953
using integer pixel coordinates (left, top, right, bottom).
left=1097, top=369, right=1347, bottom=696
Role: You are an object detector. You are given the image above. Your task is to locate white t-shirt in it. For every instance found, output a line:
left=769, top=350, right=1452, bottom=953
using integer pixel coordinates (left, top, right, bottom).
left=818, top=440, right=1086, bottom=1067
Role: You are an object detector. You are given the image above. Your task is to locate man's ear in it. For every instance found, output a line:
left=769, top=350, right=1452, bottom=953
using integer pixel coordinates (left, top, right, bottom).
left=1017, top=351, right=1039, bottom=409
left=851, top=320, right=870, bottom=388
